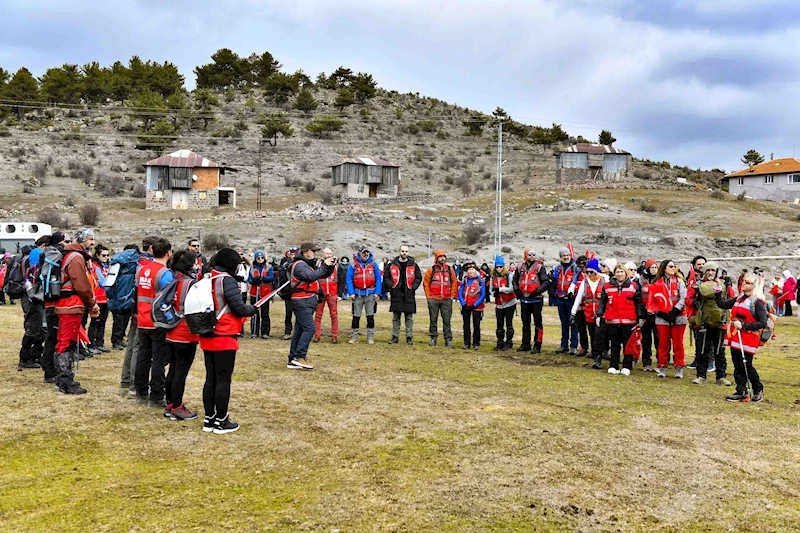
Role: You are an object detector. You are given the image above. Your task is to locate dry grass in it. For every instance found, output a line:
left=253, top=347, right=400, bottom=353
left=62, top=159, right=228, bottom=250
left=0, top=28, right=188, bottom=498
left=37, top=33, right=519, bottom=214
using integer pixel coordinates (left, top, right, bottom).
left=2, top=303, right=800, bottom=532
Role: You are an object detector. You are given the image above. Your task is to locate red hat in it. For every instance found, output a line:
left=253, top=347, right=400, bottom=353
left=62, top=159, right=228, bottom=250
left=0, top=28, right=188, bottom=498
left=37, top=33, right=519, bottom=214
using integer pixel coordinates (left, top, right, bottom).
left=644, top=258, right=657, bottom=269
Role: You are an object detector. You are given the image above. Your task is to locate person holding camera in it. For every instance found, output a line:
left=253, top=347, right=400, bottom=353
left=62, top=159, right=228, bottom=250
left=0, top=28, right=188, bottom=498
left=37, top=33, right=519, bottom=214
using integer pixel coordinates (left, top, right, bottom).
left=287, top=243, right=336, bottom=370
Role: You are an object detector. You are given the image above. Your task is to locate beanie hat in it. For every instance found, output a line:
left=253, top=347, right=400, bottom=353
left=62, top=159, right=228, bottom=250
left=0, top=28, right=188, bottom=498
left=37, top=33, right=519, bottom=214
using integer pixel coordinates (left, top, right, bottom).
left=586, top=258, right=600, bottom=272
left=624, top=261, right=637, bottom=271
left=434, top=249, right=447, bottom=259
left=254, top=250, right=265, bottom=259
left=214, top=247, right=241, bottom=273
left=644, top=258, right=657, bottom=269
left=74, top=227, right=95, bottom=243
left=50, top=231, right=69, bottom=246
left=172, top=249, right=197, bottom=276
left=604, top=258, right=618, bottom=272
left=704, top=261, right=719, bottom=273
left=494, top=255, right=505, bottom=267
left=463, top=261, right=477, bottom=272
left=559, top=247, right=570, bottom=257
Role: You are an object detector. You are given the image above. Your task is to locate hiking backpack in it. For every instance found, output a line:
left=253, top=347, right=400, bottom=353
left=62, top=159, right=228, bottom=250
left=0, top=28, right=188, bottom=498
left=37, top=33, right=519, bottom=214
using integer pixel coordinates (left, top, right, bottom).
left=38, top=247, right=65, bottom=302
left=750, top=298, right=778, bottom=346
left=150, top=279, right=184, bottom=330
left=4, top=257, right=25, bottom=299
left=106, top=249, right=140, bottom=314
left=184, top=274, right=229, bottom=336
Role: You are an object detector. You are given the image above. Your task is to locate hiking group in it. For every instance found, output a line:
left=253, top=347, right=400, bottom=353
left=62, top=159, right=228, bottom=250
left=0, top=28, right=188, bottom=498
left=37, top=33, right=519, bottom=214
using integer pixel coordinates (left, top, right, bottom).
left=5, top=233, right=784, bottom=436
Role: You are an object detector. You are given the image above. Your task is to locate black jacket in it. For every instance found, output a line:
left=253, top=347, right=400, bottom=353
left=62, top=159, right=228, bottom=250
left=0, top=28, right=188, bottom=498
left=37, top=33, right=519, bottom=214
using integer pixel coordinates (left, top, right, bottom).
left=384, top=256, right=422, bottom=314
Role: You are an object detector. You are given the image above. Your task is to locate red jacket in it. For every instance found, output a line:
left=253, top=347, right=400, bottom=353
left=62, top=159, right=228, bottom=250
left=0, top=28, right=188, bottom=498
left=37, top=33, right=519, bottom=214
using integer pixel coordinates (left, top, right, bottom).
left=166, top=274, right=200, bottom=344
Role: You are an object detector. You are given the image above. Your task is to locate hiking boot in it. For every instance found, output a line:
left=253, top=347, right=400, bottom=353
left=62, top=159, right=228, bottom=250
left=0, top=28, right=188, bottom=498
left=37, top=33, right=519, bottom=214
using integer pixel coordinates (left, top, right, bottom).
left=149, top=398, right=166, bottom=409
left=312, top=335, right=321, bottom=343
left=250, top=334, right=257, bottom=339
left=674, top=367, right=684, bottom=379
left=44, top=376, right=56, bottom=384
left=289, top=358, right=313, bottom=370
left=752, top=390, right=764, bottom=402
left=445, top=340, right=454, bottom=348
left=164, top=404, right=176, bottom=420
left=493, top=343, right=504, bottom=351
left=135, top=394, right=149, bottom=405
left=406, top=337, right=413, bottom=345
left=686, top=360, right=697, bottom=369
left=118, top=387, right=129, bottom=397
left=643, top=365, right=654, bottom=372
left=726, top=391, right=750, bottom=402
left=428, top=338, right=437, bottom=347
left=171, top=404, right=198, bottom=420
left=692, top=377, right=707, bottom=385
left=112, top=343, right=125, bottom=350
left=389, top=336, right=399, bottom=344
left=367, top=336, right=375, bottom=345
left=213, top=414, right=240, bottom=435
left=555, top=347, right=568, bottom=354
left=716, top=377, right=732, bottom=386
left=474, top=344, right=480, bottom=350
left=463, top=344, right=471, bottom=350
left=18, top=360, right=41, bottom=369
left=517, top=345, right=531, bottom=352
left=202, top=414, right=216, bottom=432
left=621, top=368, right=631, bottom=376
left=531, top=346, right=541, bottom=354
left=281, top=333, right=292, bottom=340
left=591, top=357, right=602, bottom=369
left=332, top=336, right=339, bottom=344
left=261, top=335, right=269, bottom=340
left=569, top=347, right=578, bottom=356
left=97, top=346, right=111, bottom=353
left=657, top=367, right=667, bottom=378
left=349, top=331, right=360, bottom=344
left=58, top=383, right=87, bottom=395
left=576, top=348, right=588, bottom=357
left=607, top=367, right=620, bottom=375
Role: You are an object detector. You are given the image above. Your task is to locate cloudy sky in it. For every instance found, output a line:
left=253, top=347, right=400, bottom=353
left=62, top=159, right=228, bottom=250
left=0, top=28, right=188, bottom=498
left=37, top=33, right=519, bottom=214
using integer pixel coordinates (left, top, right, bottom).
left=2, top=0, right=799, bottom=172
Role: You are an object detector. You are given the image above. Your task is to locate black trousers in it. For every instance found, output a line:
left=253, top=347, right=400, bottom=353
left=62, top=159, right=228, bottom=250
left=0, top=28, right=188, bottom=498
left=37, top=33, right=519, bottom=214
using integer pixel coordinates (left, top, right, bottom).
left=519, top=300, right=544, bottom=350
left=165, top=342, right=197, bottom=407
left=641, top=315, right=658, bottom=367
left=462, top=308, right=482, bottom=347
left=730, top=347, right=763, bottom=395
left=42, top=306, right=58, bottom=379
left=574, top=310, right=589, bottom=352
left=250, top=295, right=271, bottom=336
left=784, top=301, right=793, bottom=317
left=586, top=321, right=605, bottom=358
left=134, top=328, right=171, bottom=401
left=203, top=349, right=236, bottom=418
left=110, top=311, right=131, bottom=345
left=88, top=303, right=109, bottom=347
left=495, top=305, right=516, bottom=347
left=284, top=299, right=293, bottom=334
left=20, top=295, right=45, bottom=364
left=695, top=327, right=727, bottom=380
left=606, top=324, right=634, bottom=370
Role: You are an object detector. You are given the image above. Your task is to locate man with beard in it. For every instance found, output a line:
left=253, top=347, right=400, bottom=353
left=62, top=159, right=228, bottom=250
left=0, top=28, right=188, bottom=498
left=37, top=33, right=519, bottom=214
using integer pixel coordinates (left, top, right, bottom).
left=384, top=245, right=422, bottom=345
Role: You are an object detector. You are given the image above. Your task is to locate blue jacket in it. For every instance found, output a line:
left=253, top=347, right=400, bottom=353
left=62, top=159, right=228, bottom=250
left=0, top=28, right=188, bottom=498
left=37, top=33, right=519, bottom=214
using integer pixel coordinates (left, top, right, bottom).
left=346, top=252, right=382, bottom=296
left=458, top=276, right=485, bottom=308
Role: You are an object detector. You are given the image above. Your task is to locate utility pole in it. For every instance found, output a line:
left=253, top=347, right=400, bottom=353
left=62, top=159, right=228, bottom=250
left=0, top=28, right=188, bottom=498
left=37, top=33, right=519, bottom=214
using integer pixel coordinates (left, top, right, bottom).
left=494, top=121, right=503, bottom=256
left=428, top=226, right=432, bottom=261
left=256, top=139, right=263, bottom=211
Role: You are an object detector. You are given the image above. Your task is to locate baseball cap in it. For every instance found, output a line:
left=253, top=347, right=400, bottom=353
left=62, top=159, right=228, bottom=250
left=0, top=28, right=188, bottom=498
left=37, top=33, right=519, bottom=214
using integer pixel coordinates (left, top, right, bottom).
left=300, top=242, right=320, bottom=253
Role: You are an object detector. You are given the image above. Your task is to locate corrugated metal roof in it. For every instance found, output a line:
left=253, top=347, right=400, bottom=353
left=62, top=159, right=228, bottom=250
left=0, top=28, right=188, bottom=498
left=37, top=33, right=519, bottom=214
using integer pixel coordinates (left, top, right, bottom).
left=561, top=143, right=630, bottom=155
left=336, top=156, right=399, bottom=167
left=144, top=149, right=220, bottom=168
left=725, top=158, right=800, bottom=178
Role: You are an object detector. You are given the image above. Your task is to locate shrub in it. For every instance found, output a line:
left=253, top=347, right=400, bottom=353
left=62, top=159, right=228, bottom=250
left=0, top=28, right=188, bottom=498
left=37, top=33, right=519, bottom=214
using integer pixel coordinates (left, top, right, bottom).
left=418, top=120, right=437, bottom=132
left=319, top=189, right=335, bottom=205
left=23, top=183, right=33, bottom=194
left=131, top=183, right=146, bottom=198
left=711, top=190, right=726, bottom=200
left=299, top=161, right=309, bottom=172
left=33, top=161, right=48, bottom=182
left=633, top=169, right=653, bottom=180
left=460, top=181, right=474, bottom=197
left=53, top=166, right=64, bottom=177
left=640, top=201, right=657, bottom=213
left=501, top=246, right=512, bottom=254
left=69, top=162, right=94, bottom=183
left=441, top=155, right=458, bottom=171
left=65, top=196, right=76, bottom=207
left=97, top=175, right=125, bottom=197
left=463, top=224, right=487, bottom=245
left=444, top=175, right=455, bottom=185
left=78, top=204, right=101, bottom=225
left=423, top=170, right=432, bottom=180
left=303, top=181, right=317, bottom=192
left=204, top=233, right=229, bottom=251
left=737, top=191, right=747, bottom=201
left=321, top=170, right=332, bottom=180
left=0, top=127, right=11, bottom=138
left=406, top=123, right=420, bottom=135
left=38, top=208, right=67, bottom=228
left=303, top=139, right=312, bottom=147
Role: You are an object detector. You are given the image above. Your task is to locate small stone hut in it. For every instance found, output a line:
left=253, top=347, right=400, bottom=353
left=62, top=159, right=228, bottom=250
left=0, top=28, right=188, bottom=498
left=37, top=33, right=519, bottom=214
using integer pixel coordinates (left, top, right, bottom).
left=555, top=143, right=631, bottom=184
left=331, top=156, right=400, bottom=198
left=144, top=150, right=236, bottom=210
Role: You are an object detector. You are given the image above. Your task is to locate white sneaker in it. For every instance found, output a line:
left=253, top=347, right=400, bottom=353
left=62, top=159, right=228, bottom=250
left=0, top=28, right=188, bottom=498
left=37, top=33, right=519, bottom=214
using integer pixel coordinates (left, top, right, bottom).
left=674, top=367, right=684, bottom=379
left=607, top=367, right=620, bottom=375
left=288, top=358, right=313, bottom=370
left=657, top=367, right=667, bottom=378
left=620, top=368, right=630, bottom=376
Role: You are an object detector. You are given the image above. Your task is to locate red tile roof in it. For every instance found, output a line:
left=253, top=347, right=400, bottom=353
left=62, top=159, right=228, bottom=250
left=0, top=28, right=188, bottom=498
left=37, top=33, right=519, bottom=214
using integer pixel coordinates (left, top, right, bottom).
left=725, top=158, right=800, bottom=178
left=145, top=150, right=219, bottom=168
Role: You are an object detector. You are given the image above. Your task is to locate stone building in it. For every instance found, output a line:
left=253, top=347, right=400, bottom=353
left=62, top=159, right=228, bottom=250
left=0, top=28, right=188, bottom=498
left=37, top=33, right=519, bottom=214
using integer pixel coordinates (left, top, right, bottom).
left=144, top=150, right=237, bottom=210
left=331, top=156, right=400, bottom=199
left=555, top=143, right=631, bottom=184
left=722, top=158, right=800, bottom=202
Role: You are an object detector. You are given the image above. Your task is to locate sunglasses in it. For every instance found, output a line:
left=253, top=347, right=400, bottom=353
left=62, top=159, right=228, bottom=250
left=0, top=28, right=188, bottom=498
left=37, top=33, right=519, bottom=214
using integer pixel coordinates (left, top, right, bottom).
left=667, top=264, right=676, bottom=268
left=189, top=244, right=199, bottom=248
left=99, top=253, right=109, bottom=257
left=586, top=269, right=598, bottom=274
left=743, top=280, right=754, bottom=285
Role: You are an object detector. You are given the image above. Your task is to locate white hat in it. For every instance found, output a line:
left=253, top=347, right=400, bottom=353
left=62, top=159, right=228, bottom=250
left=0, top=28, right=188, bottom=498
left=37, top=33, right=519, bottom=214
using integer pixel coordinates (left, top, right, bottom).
left=603, top=258, right=618, bottom=272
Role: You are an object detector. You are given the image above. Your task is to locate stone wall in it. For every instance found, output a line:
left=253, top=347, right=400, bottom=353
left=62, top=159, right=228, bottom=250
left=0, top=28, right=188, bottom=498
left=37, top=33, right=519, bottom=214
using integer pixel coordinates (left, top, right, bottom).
left=146, top=189, right=220, bottom=210
left=341, top=192, right=434, bottom=205
left=556, top=168, right=627, bottom=184
left=146, top=190, right=172, bottom=211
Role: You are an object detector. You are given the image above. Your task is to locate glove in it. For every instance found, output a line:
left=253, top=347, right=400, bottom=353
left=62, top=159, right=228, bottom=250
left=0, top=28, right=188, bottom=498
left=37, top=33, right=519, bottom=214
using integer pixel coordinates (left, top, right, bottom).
left=666, top=308, right=680, bottom=323
left=595, top=316, right=601, bottom=328
left=569, top=314, right=575, bottom=325
left=493, top=289, right=500, bottom=298
left=251, top=278, right=261, bottom=286
left=464, top=305, right=474, bottom=313
left=515, top=289, right=523, bottom=299
left=567, top=291, right=575, bottom=299
left=638, top=319, right=645, bottom=328
left=656, top=311, right=669, bottom=321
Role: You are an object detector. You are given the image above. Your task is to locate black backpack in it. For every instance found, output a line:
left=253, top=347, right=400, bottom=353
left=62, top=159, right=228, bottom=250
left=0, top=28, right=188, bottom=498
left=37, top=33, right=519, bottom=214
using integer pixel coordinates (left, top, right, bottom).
left=277, top=262, right=292, bottom=300
left=4, top=257, right=26, bottom=299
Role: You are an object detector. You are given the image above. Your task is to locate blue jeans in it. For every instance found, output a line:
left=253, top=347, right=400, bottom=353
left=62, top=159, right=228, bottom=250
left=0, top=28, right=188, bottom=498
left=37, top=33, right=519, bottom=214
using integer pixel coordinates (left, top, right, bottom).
left=556, top=297, right=578, bottom=349
left=289, top=296, right=317, bottom=363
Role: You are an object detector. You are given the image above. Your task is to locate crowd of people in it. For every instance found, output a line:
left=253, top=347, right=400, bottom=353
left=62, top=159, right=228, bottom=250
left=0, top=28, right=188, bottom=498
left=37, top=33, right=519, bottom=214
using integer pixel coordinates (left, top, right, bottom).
left=4, top=233, right=785, bottom=435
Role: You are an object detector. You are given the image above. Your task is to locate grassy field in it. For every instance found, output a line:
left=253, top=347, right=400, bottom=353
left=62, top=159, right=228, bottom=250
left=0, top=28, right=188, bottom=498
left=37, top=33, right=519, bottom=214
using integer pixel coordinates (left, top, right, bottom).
left=2, top=301, right=800, bottom=532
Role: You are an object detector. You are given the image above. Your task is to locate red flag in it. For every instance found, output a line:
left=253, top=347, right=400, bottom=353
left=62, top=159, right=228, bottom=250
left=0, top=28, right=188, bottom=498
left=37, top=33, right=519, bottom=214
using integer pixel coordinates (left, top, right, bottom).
left=625, top=327, right=642, bottom=360
left=77, top=325, right=90, bottom=346
left=255, top=281, right=290, bottom=308
left=646, top=279, right=672, bottom=314
left=567, top=242, right=575, bottom=259
left=584, top=249, right=595, bottom=260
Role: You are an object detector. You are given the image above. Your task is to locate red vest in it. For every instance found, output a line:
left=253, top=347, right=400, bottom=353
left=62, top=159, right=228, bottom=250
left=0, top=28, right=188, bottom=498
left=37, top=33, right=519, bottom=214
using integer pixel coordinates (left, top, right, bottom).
left=318, top=261, right=339, bottom=296
left=210, top=271, right=244, bottom=336
left=491, top=274, right=515, bottom=306
left=429, top=265, right=453, bottom=299
left=166, top=276, right=199, bottom=344
left=90, top=261, right=108, bottom=305
left=57, top=251, right=89, bottom=311
left=352, top=261, right=376, bottom=290
left=248, top=263, right=273, bottom=298
left=582, top=278, right=605, bottom=321
left=603, top=281, right=638, bottom=325
left=136, top=260, right=167, bottom=329
left=664, top=276, right=683, bottom=314
left=390, top=263, right=416, bottom=290
left=555, top=264, right=577, bottom=297
left=730, top=296, right=760, bottom=354
left=290, top=261, right=320, bottom=300
left=518, top=260, right=544, bottom=294
left=462, top=277, right=485, bottom=310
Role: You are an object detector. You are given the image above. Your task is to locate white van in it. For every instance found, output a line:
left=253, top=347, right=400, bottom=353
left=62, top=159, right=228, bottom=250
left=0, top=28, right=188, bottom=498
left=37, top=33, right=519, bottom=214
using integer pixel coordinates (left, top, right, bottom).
left=0, top=222, right=53, bottom=255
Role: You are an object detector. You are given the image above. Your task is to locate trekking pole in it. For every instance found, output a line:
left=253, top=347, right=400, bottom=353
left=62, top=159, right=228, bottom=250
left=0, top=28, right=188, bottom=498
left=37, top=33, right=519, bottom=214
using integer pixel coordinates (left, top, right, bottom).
left=737, top=329, right=753, bottom=401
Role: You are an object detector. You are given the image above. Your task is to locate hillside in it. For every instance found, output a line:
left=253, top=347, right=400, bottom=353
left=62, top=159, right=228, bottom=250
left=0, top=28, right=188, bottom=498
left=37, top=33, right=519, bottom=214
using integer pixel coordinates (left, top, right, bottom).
left=0, top=55, right=797, bottom=270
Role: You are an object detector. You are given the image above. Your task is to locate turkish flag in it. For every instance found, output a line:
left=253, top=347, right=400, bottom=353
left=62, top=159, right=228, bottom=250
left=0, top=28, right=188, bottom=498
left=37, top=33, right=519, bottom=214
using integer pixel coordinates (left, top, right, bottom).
left=646, top=279, right=672, bottom=314
left=625, top=327, right=642, bottom=360
left=567, top=242, right=575, bottom=259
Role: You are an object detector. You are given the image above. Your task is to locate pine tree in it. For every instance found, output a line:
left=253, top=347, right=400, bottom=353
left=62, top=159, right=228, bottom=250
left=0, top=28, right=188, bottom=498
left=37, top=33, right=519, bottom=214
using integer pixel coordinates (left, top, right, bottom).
left=264, top=72, right=299, bottom=105
left=293, top=88, right=318, bottom=115
left=40, top=64, right=84, bottom=104
left=4, top=67, right=39, bottom=118
left=193, top=88, right=219, bottom=131
left=333, top=88, right=355, bottom=111
left=81, top=62, right=110, bottom=103
left=306, top=115, right=345, bottom=137
left=352, top=72, right=377, bottom=103
left=741, top=149, right=765, bottom=166
left=463, top=114, right=488, bottom=137
left=127, top=88, right=166, bottom=129
left=260, top=114, right=293, bottom=146
left=598, top=129, right=616, bottom=146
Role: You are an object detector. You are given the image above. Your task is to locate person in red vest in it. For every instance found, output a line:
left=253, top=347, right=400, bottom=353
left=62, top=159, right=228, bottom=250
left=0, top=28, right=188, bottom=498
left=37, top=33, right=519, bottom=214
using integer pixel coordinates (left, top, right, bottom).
left=201, top=248, right=257, bottom=433
left=651, top=259, right=688, bottom=379
left=133, top=238, right=175, bottom=407
left=490, top=255, right=517, bottom=351
left=571, top=258, right=606, bottom=369
left=423, top=250, right=458, bottom=347
left=458, top=261, right=485, bottom=350
left=346, top=246, right=382, bottom=344
left=551, top=248, right=580, bottom=354
left=288, top=243, right=336, bottom=370
left=384, top=245, right=422, bottom=345
left=247, top=250, right=274, bottom=339
left=314, top=247, right=346, bottom=343
left=714, top=272, right=767, bottom=402
left=638, top=258, right=660, bottom=371
left=54, top=232, right=99, bottom=394
left=513, top=248, right=550, bottom=354
left=596, top=263, right=645, bottom=376
left=164, top=249, right=201, bottom=421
